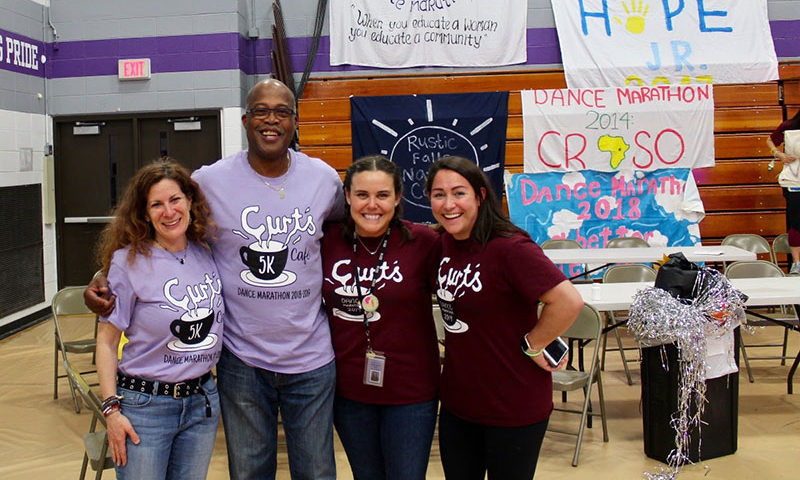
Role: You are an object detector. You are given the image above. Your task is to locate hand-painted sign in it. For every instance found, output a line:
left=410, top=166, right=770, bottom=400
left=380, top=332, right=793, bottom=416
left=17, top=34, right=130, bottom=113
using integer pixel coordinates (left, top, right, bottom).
left=522, top=84, right=714, bottom=172
left=551, top=0, right=778, bottom=87
left=351, top=91, right=509, bottom=223
left=506, top=168, right=704, bottom=275
left=329, top=0, right=527, bottom=68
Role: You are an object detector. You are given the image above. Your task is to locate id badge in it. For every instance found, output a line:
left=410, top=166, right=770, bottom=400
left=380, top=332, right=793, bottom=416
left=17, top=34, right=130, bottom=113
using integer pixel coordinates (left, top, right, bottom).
left=363, top=350, right=386, bottom=387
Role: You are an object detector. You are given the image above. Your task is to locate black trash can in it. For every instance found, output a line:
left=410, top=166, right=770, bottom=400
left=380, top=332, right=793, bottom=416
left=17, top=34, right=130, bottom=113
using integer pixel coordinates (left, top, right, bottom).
left=640, top=330, right=739, bottom=463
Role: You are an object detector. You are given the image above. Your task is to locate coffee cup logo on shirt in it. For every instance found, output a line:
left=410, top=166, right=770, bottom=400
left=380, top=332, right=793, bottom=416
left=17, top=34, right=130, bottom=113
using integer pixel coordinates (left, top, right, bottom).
left=162, top=274, right=223, bottom=352
left=234, top=205, right=317, bottom=288
left=435, top=256, right=482, bottom=333
left=326, top=259, right=404, bottom=322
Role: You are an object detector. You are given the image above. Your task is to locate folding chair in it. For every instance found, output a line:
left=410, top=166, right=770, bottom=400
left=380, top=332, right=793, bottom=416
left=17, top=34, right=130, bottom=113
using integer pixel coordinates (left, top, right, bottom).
left=53, top=286, right=98, bottom=413
left=606, top=236, right=650, bottom=248
left=721, top=234, right=772, bottom=269
left=550, top=303, right=609, bottom=466
left=724, top=260, right=797, bottom=382
left=542, top=238, right=590, bottom=282
left=601, top=264, right=657, bottom=385
left=65, top=360, right=114, bottom=480
left=772, top=233, right=792, bottom=272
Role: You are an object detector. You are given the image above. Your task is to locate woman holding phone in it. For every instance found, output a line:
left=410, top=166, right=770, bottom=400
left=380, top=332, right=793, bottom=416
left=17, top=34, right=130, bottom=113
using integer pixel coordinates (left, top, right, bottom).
left=425, top=156, right=582, bottom=480
left=321, top=155, right=441, bottom=480
left=95, top=158, right=223, bottom=480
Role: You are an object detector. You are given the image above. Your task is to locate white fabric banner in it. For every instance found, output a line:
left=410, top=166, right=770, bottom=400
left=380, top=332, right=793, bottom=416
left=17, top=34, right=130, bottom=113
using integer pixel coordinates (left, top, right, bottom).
left=551, top=0, right=778, bottom=87
left=522, top=84, right=715, bottom=172
left=329, top=0, right=527, bottom=68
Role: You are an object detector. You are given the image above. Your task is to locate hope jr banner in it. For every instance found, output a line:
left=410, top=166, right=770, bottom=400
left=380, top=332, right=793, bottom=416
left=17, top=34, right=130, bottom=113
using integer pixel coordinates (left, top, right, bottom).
left=551, top=0, right=778, bottom=87
left=329, top=0, right=527, bottom=68
left=506, top=168, right=704, bottom=264
left=522, top=84, right=714, bottom=172
left=351, top=91, right=509, bottom=223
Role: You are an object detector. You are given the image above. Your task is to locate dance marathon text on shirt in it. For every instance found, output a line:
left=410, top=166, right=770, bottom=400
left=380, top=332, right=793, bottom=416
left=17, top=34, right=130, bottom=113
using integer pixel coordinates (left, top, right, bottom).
left=235, top=205, right=315, bottom=300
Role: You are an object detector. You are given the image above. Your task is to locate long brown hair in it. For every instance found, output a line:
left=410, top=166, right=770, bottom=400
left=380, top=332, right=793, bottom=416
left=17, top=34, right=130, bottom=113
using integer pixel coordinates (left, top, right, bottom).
left=96, top=157, right=214, bottom=272
left=424, top=155, right=527, bottom=245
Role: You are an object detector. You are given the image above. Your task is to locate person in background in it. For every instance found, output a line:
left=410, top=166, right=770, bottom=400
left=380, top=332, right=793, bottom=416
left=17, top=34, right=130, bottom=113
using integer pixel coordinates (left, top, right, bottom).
left=321, top=155, right=441, bottom=480
left=95, top=158, right=223, bottom=479
left=767, top=109, right=800, bottom=274
left=86, top=79, right=344, bottom=480
left=425, top=156, right=583, bottom=480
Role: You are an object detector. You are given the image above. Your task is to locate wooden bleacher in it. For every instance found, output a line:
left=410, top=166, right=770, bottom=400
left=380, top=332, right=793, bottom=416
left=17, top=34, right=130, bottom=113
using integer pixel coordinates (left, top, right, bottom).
left=297, top=63, right=800, bottom=246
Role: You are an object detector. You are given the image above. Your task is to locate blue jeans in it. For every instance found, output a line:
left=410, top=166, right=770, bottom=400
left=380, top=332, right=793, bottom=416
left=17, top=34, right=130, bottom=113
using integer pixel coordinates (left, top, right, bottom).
left=115, top=376, right=220, bottom=480
left=216, top=347, right=336, bottom=480
left=334, top=396, right=438, bottom=480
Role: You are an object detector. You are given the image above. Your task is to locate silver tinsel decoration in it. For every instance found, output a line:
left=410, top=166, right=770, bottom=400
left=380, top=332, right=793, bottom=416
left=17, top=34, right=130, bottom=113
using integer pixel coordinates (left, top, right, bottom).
left=628, top=268, right=746, bottom=480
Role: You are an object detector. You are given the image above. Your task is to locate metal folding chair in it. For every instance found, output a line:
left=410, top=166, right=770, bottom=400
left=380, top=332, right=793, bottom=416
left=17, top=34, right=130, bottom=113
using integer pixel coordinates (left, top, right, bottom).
left=52, top=286, right=98, bottom=413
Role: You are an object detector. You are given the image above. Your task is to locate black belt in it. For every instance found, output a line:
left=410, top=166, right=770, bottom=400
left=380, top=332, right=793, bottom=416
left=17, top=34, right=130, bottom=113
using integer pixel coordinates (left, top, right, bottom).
left=117, top=372, right=212, bottom=399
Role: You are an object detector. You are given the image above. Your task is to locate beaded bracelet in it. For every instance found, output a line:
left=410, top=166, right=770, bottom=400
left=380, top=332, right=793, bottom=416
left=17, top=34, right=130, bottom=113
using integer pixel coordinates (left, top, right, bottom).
left=101, top=394, right=123, bottom=416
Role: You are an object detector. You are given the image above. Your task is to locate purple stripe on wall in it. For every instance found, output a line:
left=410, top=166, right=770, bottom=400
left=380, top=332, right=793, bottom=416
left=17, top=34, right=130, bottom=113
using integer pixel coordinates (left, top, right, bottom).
left=771, top=19, right=800, bottom=58
left=0, top=27, right=46, bottom=78
left=14, top=19, right=800, bottom=80
left=45, top=32, right=242, bottom=78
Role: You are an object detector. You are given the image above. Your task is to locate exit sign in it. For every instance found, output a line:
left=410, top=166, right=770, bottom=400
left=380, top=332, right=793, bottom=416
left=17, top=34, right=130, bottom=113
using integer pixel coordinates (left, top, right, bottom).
left=118, top=58, right=151, bottom=80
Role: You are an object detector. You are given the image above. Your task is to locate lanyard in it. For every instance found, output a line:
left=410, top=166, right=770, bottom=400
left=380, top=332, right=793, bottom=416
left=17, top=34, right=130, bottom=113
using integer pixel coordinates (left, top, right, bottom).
left=351, top=227, right=391, bottom=353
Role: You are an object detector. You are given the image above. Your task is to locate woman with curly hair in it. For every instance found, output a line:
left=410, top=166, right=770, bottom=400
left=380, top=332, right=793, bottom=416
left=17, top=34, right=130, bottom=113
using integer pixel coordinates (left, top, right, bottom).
left=95, top=157, right=224, bottom=480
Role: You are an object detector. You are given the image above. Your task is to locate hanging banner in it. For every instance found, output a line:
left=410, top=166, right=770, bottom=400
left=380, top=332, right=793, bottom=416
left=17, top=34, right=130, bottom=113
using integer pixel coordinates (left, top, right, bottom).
left=329, top=0, right=527, bottom=68
left=351, top=91, right=509, bottom=223
left=551, top=0, right=778, bottom=87
left=522, top=84, right=715, bottom=172
left=505, top=168, right=704, bottom=266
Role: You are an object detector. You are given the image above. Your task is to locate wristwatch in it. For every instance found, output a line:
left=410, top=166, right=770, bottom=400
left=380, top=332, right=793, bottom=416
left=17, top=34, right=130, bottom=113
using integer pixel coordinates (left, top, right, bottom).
left=520, top=333, right=543, bottom=357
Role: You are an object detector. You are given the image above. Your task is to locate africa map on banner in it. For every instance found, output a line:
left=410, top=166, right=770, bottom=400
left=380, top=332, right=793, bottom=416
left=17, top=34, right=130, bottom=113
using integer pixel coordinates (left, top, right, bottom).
left=551, top=0, right=778, bottom=88
left=329, top=0, right=527, bottom=68
left=351, top=92, right=509, bottom=223
left=506, top=168, right=704, bottom=252
left=522, top=84, right=714, bottom=172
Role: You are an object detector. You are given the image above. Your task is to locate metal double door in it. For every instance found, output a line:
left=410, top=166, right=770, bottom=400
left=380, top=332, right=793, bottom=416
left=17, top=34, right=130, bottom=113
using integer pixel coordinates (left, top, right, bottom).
left=54, top=112, right=221, bottom=287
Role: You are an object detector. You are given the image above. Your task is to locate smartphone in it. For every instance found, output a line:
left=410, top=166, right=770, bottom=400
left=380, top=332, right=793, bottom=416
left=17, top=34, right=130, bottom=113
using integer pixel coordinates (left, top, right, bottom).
left=543, top=337, right=569, bottom=367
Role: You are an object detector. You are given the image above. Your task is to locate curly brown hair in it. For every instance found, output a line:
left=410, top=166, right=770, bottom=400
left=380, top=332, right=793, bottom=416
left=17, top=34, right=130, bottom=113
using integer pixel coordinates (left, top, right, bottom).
left=96, top=157, right=214, bottom=272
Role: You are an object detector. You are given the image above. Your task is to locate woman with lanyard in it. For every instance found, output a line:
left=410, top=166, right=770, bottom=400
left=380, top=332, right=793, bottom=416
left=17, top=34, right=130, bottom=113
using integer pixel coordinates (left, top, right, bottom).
left=95, top=158, right=224, bottom=479
left=321, top=155, right=441, bottom=480
left=425, top=156, right=583, bottom=480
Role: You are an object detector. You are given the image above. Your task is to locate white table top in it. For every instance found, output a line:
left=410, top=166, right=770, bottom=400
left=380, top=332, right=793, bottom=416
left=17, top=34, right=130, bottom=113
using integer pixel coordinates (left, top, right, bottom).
left=544, top=245, right=756, bottom=265
left=575, top=276, right=800, bottom=311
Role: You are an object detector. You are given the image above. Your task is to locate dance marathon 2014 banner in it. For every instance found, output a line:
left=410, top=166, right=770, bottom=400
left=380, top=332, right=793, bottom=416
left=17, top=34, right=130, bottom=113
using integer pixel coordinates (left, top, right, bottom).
left=522, top=84, right=714, bottom=173
left=351, top=91, right=509, bottom=223
left=506, top=168, right=704, bottom=275
left=551, top=0, right=778, bottom=87
left=329, top=0, right=527, bottom=68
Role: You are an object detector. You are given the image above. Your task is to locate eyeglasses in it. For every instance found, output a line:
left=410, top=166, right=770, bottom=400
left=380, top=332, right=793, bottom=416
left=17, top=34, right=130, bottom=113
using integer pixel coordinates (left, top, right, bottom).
left=246, top=106, right=296, bottom=120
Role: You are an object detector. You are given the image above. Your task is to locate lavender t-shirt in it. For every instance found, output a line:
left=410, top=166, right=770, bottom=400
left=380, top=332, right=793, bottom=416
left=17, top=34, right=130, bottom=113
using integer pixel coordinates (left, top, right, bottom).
left=102, top=242, right=224, bottom=382
left=193, top=149, right=344, bottom=373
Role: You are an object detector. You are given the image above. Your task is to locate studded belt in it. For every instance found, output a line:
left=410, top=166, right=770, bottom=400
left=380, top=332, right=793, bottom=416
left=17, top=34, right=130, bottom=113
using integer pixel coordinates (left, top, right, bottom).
left=117, top=372, right=212, bottom=399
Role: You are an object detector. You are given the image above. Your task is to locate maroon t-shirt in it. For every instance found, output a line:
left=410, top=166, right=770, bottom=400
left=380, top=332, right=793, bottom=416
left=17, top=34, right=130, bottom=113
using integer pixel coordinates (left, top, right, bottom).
left=322, top=220, right=441, bottom=404
left=436, top=232, right=566, bottom=426
left=770, top=120, right=795, bottom=146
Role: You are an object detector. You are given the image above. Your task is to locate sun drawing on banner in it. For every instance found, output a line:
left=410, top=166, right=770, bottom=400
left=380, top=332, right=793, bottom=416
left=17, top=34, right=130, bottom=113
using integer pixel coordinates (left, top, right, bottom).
left=368, top=98, right=499, bottom=210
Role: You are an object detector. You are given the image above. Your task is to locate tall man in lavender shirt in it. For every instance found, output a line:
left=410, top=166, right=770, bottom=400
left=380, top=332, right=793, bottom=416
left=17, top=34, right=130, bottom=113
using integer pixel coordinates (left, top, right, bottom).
left=86, top=79, right=344, bottom=479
